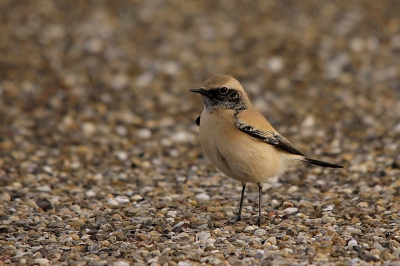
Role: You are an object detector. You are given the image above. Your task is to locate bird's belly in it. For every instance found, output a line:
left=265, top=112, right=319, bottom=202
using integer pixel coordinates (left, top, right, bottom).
left=199, top=113, right=288, bottom=183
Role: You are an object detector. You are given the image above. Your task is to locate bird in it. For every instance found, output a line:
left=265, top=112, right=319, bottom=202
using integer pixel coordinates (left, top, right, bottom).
left=189, top=75, right=343, bottom=227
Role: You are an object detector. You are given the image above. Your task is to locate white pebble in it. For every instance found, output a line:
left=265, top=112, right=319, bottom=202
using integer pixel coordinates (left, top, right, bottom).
left=115, top=196, right=130, bottom=204
left=301, top=115, right=315, bottom=128
left=266, top=56, right=284, bottom=73
left=196, top=231, right=211, bottom=241
left=166, top=218, right=175, bottom=223
left=70, top=162, right=81, bottom=169
left=107, top=198, right=119, bottom=206
left=86, top=190, right=96, bottom=197
left=244, top=226, right=256, bottom=232
left=135, top=71, right=154, bottom=88
left=88, top=174, right=101, bottom=182
left=178, top=261, right=192, bottom=266
left=283, top=207, right=298, bottom=214
left=196, top=193, right=210, bottom=201
left=347, top=238, right=358, bottom=248
left=137, top=128, right=152, bottom=139
left=270, top=199, right=280, bottom=208
left=373, top=242, right=385, bottom=251
left=115, top=151, right=128, bottom=161
left=346, top=227, right=362, bottom=235
left=254, top=229, right=266, bottom=236
left=167, top=211, right=177, bottom=217
left=36, top=186, right=52, bottom=192
left=113, top=260, right=130, bottom=266
left=42, top=165, right=52, bottom=174
left=172, top=131, right=190, bottom=143
left=34, top=258, right=50, bottom=266
left=82, top=122, right=96, bottom=136
left=111, top=73, right=129, bottom=90
left=287, top=186, right=298, bottom=194
left=131, top=194, right=143, bottom=201
left=115, top=125, right=127, bottom=136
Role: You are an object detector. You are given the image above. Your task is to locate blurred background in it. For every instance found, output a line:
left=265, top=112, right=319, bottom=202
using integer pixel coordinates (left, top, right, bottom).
left=1, top=0, right=400, bottom=264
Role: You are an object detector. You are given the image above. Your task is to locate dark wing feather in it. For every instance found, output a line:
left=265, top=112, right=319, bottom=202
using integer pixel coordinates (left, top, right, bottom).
left=235, top=119, right=304, bottom=156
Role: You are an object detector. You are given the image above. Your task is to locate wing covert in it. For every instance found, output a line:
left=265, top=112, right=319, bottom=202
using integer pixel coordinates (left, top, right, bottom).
left=235, top=119, right=304, bottom=156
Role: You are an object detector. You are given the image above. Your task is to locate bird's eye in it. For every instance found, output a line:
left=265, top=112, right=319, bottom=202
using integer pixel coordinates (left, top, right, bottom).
left=219, top=87, right=229, bottom=94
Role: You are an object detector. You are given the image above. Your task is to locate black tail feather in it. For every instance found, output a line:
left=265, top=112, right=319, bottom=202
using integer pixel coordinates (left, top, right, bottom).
left=305, top=158, right=343, bottom=168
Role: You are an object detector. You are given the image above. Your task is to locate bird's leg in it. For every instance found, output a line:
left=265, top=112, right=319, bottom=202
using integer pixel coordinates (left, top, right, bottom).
left=257, top=182, right=263, bottom=227
left=236, top=183, right=246, bottom=222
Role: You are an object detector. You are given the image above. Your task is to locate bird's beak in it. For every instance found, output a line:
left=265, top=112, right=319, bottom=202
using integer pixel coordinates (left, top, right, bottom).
left=189, top=88, right=209, bottom=96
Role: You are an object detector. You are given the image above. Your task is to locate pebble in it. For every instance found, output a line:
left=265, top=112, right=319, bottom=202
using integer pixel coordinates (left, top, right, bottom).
left=107, top=198, right=119, bottom=206
left=347, top=238, right=358, bottom=248
left=34, top=258, right=50, bottom=265
left=131, top=194, right=143, bottom=201
left=196, top=193, right=210, bottom=201
left=115, top=196, right=130, bottom=204
left=196, top=231, right=211, bottom=241
left=115, top=151, right=128, bottom=161
left=283, top=207, right=298, bottom=214
left=137, top=128, right=152, bottom=139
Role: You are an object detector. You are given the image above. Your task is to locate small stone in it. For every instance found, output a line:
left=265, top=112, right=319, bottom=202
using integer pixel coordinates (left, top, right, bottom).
left=0, top=193, right=11, bottom=202
left=42, top=165, right=53, bottom=174
left=177, top=232, right=192, bottom=242
left=107, top=198, right=119, bottom=206
left=357, top=202, right=369, bottom=208
left=313, top=253, right=329, bottom=262
left=115, top=196, right=129, bottom=204
left=167, top=211, right=177, bottom=217
left=346, top=227, right=362, bottom=235
left=34, top=258, right=50, bottom=265
left=254, top=229, right=266, bottom=237
left=266, top=56, right=284, bottom=73
left=137, top=128, right=152, bottom=139
left=347, top=238, right=358, bottom=248
left=131, top=194, right=143, bottom=201
left=282, top=201, right=294, bottom=208
left=113, top=260, right=130, bottom=266
left=244, top=225, right=257, bottom=232
left=82, top=122, right=96, bottom=136
left=266, top=236, right=277, bottom=245
left=196, top=193, right=210, bottom=201
left=115, top=151, right=128, bottom=161
left=270, top=199, right=280, bottom=208
left=36, top=198, right=53, bottom=211
left=115, top=125, right=127, bottom=136
left=36, top=185, right=52, bottom=192
left=287, top=186, right=298, bottom=193
left=111, top=74, right=129, bottom=90
left=86, top=190, right=96, bottom=197
left=196, top=231, right=211, bottom=241
left=283, top=207, right=298, bottom=214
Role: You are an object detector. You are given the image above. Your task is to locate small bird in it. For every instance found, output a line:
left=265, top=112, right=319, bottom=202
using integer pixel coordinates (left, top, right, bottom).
left=190, top=75, right=343, bottom=226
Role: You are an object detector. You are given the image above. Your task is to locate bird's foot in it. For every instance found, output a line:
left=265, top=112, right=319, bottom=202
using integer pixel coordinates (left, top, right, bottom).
left=257, top=218, right=261, bottom=227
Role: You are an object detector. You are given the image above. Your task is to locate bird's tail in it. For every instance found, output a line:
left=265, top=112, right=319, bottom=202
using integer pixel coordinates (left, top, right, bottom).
left=304, top=158, right=343, bottom=168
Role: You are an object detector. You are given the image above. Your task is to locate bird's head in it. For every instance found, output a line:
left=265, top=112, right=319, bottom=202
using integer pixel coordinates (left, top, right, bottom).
left=190, top=75, right=250, bottom=111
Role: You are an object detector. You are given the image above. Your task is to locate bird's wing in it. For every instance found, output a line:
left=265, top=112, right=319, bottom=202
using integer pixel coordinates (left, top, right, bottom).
left=195, top=116, right=201, bottom=126
left=234, top=108, right=304, bottom=156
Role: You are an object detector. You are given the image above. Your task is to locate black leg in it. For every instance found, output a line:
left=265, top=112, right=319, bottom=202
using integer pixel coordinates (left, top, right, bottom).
left=236, top=183, right=246, bottom=222
left=257, top=183, right=263, bottom=227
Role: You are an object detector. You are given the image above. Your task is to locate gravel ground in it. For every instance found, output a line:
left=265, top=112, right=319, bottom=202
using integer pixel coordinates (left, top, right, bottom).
left=1, top=1, right=400, bottom=265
